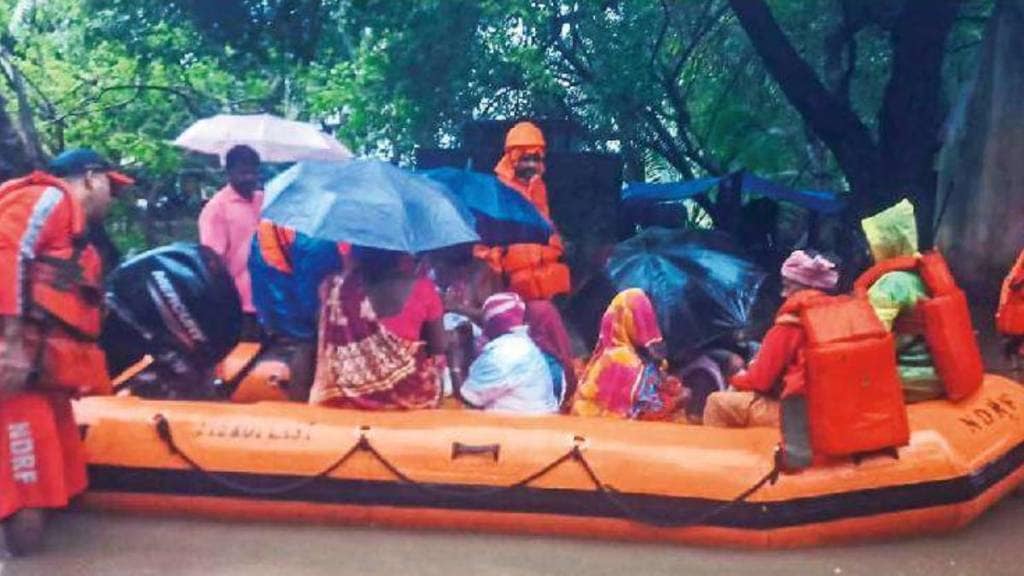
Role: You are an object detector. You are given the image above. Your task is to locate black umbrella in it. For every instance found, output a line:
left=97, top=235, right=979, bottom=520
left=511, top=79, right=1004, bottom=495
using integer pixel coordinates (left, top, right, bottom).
left=604, top=227, right=766, bottom=355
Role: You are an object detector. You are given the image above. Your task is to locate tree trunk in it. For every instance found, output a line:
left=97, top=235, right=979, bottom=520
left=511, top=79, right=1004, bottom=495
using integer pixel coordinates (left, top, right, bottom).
left=0, top=49, right=47, bottom=168
left=728, top=0, right=879, bottom=200
left=875, top=0, right=960, bottom=247
left=0, top=94, right=33, bottom=181
left=729, top=0, right=961, bottom=246
left=936, top=0, right=1024, bottom=297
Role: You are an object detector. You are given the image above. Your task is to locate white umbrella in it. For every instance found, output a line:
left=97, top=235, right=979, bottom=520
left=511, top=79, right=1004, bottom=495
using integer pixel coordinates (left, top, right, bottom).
left=172, top=113, right=354, bottom=163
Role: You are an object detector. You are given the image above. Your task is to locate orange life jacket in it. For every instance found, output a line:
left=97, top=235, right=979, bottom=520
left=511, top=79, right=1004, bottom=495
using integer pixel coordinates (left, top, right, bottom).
left=256, top=220, right=297, bottom=274
left=854, top=251, right=983, bottom=401
left=477, top=169, right=571, bottom=300
left=507, top=261, right=571, bottom=302
left=996, top=250, right=1024, bottom=336
left=766, top=289, right=827, bottom=399
left=797, top=294, right=908, bottom=461
left=0, top=172, right=109, bottom=395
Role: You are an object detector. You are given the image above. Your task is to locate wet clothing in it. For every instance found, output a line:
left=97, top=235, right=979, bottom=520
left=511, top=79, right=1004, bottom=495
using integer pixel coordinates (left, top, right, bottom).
left=573, top=289, right=685, bottom=420
left=310, top=273, right=441, bottom=410
left=198, top=185, right=263, bottom=313
left=730, top=293, right=816, bottom=399
left=249, top=221, right=343, bottom=342
left=0, top=171, right=110, bottom=396
left=461, top=326, right=558, bottom=414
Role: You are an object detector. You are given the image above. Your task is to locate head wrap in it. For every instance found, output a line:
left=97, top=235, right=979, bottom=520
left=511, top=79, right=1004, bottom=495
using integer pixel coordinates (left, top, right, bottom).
left=482, top=292, right=527, bottom=339
left=781, top=250, right=839, bottom=291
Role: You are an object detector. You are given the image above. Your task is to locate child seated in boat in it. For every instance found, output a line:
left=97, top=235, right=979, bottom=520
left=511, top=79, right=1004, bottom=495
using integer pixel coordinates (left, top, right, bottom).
left=309, top=247, right=447, bottom=410
left=572, top=289, right=688, bottom=420
left=703, top=250, right=839, bottom=427
left=455, top=293, right=559, bottom=413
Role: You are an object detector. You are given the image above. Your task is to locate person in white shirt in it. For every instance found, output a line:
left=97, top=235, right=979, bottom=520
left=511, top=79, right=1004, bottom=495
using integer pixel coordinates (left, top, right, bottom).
left=457, top=292, right=558, bottom=414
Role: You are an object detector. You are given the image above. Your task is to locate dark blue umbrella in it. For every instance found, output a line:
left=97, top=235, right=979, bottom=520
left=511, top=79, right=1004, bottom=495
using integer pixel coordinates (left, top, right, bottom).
left=422, top=167, right=553, bottom=245
left=605, top=228, right=766, bottom=355
left=262, top=159, right=480, bottom=253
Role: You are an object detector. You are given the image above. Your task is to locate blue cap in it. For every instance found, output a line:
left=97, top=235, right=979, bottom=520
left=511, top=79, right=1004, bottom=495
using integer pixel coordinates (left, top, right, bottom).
left=49, top=148, right=134, bottom=186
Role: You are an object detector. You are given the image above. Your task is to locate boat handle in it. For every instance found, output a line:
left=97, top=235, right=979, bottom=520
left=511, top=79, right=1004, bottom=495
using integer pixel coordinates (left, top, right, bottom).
left=451, top=441, right=501, bottom=462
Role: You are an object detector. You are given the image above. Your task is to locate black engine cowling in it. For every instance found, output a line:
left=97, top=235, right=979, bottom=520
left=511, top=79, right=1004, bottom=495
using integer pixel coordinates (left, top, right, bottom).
left=100, top=242, right=242, bottom=397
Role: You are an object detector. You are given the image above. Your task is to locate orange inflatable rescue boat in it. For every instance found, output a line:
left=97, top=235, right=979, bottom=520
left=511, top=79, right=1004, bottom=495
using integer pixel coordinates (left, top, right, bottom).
left=73, top=364, right=1024, bottom=549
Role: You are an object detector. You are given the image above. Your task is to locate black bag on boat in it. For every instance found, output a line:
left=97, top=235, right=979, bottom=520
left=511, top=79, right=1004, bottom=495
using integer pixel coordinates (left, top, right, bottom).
left=100, top=242, right=242, bottom=397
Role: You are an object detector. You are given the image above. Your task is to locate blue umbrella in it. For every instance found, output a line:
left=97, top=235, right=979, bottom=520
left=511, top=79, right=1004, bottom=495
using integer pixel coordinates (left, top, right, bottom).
left=421, top=167, right=553, bottom=245
left=262, top=159, right=480, bottom=253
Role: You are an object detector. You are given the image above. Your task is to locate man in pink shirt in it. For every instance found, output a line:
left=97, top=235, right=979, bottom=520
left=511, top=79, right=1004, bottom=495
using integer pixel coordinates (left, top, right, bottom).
left=198, top=145, right=264, bottom=338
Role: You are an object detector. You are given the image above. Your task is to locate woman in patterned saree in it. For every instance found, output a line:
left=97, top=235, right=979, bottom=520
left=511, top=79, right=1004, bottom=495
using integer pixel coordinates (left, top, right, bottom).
left=310, top=247, right=447, bottom=410
left=571, top=288, right=688, bottom=420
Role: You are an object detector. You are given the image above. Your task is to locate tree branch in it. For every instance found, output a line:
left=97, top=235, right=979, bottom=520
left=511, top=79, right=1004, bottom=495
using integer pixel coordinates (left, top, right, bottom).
left=638, top=109, right=695, bottom=179
left=650, top=0, right=672, bottom=72
left=876, top=0, right=961, bottom=211
left=667, top=2, right=730, bottom=84
left=728, top=0, right=879, bottom=193
left=0, top=46, right=46, bottom=165
left=49, top=83, right=208, bottom=123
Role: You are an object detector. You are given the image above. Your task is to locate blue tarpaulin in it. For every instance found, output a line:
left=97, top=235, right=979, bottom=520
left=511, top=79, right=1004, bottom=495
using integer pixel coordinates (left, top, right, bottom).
left=621, top=177, right=721, bottom=203
left=621, top=171, right=846, bottom=215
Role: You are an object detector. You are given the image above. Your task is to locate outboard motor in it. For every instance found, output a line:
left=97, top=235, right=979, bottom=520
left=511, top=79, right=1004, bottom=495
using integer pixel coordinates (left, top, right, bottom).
left=100, top=242, right=243, bottom=399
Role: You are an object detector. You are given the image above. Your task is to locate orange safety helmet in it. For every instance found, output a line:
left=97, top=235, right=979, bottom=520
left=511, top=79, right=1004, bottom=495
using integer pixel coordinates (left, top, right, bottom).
left=504, top=121, right=546, bottom=151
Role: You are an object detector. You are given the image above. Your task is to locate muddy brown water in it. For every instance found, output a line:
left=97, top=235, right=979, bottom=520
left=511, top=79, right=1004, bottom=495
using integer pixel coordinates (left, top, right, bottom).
left=3, top=300, right=1024, bottom=575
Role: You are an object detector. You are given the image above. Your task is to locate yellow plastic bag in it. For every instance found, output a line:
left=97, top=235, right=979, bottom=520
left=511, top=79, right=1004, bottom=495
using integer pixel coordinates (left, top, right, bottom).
left=861, top=199, right=919, bottom=262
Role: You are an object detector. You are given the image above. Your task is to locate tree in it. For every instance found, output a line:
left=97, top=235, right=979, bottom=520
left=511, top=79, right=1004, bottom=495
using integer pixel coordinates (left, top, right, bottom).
left=1, top=0, right=992, bottom=253
left=0, top=93, right=34, bottom=179
left=728, top=0, right=989, bottom=243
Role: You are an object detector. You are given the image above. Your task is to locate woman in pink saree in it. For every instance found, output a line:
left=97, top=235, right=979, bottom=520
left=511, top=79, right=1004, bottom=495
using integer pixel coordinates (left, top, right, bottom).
left=572, top=289, right=686, bottom=420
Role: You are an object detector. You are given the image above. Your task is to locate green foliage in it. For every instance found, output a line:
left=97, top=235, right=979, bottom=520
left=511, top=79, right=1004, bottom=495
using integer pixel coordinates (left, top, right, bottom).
left=0, top=0, right=995, bottom=251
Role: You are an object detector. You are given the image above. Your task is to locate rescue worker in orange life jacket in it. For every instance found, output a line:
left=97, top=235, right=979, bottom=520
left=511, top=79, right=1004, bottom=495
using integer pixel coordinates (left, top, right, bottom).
left=248, top=220, right=345, bottom=401
left=0, top=148, right=133, bottom=555
left=703, top=250, right=840, bottom=428
left=475, top=121, right=571, bottom=301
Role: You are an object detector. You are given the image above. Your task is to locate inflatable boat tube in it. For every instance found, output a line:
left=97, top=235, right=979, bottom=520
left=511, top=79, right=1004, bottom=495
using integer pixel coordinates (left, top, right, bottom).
left=73, top=374, right=1024, bottom=549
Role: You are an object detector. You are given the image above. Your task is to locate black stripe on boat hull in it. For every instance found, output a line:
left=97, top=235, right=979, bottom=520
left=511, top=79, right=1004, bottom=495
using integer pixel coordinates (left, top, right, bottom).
left=86, top=440, right=1024, bottom=530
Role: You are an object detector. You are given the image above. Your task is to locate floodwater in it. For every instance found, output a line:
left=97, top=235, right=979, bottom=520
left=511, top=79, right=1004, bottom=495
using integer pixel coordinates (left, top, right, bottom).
left=3, top=300, right=1024, bottom=575
left=2, top=499, right=1024, bottom=576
